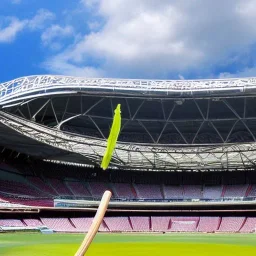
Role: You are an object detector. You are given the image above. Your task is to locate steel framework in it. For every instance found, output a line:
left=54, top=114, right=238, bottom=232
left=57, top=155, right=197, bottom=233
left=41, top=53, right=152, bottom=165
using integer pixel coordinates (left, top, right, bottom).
left=1, top=111, right=256, bottom=170
left=7, top=94, right=256, bottom=145
left=1, top=75, right=256, bottom=170
left=1, top=75, right=256, bottom=105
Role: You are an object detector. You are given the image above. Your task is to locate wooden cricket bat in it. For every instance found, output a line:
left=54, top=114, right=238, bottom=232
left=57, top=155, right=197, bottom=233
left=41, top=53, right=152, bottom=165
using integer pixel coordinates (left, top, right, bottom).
left=74, top=190, right=112, bottom=256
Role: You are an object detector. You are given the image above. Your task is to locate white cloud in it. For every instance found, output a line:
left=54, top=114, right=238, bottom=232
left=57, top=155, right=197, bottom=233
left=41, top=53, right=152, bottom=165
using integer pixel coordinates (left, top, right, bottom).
left=27, top=9, right=55, bottom=30
left=0, top=17, right=26, bottom=43
left=0, top=9, right=55, bottom=44
left=88, top=21, right=101, bottom=31
left=45, top=0, right=256, bottom=78
left=44, top=54, right=105, bottom=77
left=80, top=0, right=100, bottom=8
left=219, top=67, right=256, bottom=78
left=41, top=25, right=74, bottom=50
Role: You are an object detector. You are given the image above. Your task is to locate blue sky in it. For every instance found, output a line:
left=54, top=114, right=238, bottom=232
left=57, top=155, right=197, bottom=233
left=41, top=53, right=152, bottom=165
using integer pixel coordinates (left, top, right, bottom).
left=1, top=0, right=256, bottom=82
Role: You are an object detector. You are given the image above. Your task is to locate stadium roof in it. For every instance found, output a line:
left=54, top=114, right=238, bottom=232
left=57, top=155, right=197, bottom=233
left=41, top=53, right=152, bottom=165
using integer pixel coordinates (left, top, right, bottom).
left=1, top=75, right=256, bottom=171
left=1, top=75, right=256, bottom=105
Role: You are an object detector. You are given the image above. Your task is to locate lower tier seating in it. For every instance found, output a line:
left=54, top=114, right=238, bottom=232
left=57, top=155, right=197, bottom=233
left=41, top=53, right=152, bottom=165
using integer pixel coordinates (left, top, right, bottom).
left=239, top=217, right=256, bottom=233
left=0, top=216, right=255, bottom=233
left=197, top=217, right=220, bottom=232
left=170, top=217, right=199, bottom=232
left=217, top=217, right=245, bottom=232
left=151, top=217, right=170, bottom=231
left=104, top=217, right=132, bottom=232
left=130, top=217, right=150, bottom=232
left=40, top=218, right=77, bottom=232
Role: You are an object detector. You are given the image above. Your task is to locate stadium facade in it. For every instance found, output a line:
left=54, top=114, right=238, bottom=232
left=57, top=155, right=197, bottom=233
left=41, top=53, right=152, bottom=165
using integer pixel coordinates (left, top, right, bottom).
left=1, top=75, right=256, bottom=170
left=0, top=76, right=256, bottom=234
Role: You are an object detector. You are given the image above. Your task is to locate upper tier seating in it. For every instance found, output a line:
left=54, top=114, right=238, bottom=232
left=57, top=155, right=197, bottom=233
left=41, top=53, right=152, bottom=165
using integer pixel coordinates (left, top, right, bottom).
left=48, top=179, right=73, bottom=196
left=163, top=185, right=183, bottom=199
left=88, top=182, right=109, bottom=198
left=66, top=181, right=91, bottom=197
left=247, top=184, right=256, bottom=197
left=134, top=184, right=163, bottom=199
left=223, top=185, right=248, bottom=198
left=183, top=185, right=202, bottom=199
left=1, top=159, right=256, bottom=208
left=112, top=183, right=135, bottom=199
left=27, top=177, right=57, bottom=196
left=203, top=186, right=223, bottom=199
left=18, top=199, right=54, bottom=207
left=0, top=179, right=46, bottom=197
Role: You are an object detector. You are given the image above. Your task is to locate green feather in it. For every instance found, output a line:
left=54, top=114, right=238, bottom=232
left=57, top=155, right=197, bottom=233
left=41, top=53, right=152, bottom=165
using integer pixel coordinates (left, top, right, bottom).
left=101, top=104, right=121, bottom=170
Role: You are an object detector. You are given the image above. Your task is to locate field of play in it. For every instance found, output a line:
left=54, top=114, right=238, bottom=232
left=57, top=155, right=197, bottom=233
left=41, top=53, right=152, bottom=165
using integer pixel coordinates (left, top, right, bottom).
left=0, top=233, right=256, bottom=256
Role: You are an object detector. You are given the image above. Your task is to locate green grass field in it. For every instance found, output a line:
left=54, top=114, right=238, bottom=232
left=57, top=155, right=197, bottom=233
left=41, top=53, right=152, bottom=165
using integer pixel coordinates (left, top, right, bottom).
left=0, top=232, right=255, bottom=256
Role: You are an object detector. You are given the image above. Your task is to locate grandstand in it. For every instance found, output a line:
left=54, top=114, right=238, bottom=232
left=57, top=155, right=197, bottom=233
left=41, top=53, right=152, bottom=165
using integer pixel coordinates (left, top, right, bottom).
left=1, top=215, right=256, bottom=233
left=0, top=75, right=256, bottom=234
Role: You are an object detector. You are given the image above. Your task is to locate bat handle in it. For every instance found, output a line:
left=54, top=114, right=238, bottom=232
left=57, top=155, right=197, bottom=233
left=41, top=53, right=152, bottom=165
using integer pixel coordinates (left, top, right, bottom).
left=74, top=190, right=112, bottom=256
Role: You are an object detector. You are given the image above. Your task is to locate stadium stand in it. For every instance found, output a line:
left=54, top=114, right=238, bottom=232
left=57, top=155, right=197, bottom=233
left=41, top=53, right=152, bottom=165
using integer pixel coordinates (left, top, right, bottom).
left=239, top=217, right=256, bottom=233
left=248, top=184, right=256, bottom=197
left=217, top=217, right=245, bottom=232
left=0, top=179, right=46, bottom=197
left=0, top=176, right=255, bottom=208
left=15, top=199, right=53, bottom=207
left=0, top=219, right=25, bottom=227
left=47, top=179, right=73, bottom=196
left=88, top=182, right=110, bottom=197
left=170, top=217, right=199, bottom=232
left=203, top=186, right=223, bottom=199
left=223, top=185, right=249, bottom=198
left=0, top=176, right=256, bottom=207
left=65, top=181, right=91, bottom=197
left=0, top=216, right=256, bottom=233
left=98, top=221, right=109, bottom=232
left=27, top=177, right=57, bottom=196
left=70, top=217, right=108, bottom=232
left=163, top=185, right=183, bottom=199
left=112, top=183, right=135, bottom=199
left=23, top=219, right=44, bottom=227
left=70, top=218, right=92, bottom=232
left=134, top=184, right=163, bottom=199
left=151, top=217, right=170, bottom=232
left=130, top=217, right=150, bottom=232
left=40, top=218, right=77, bottom=232
left=2, top=76, right=256, bottom=237
left=197, top=217, right=220, bottom=233
left=1, top=160, right=256, bottom=202
left=104, top=217, right=132, bottom=232
left=183, top=185, right=202, bottom=199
